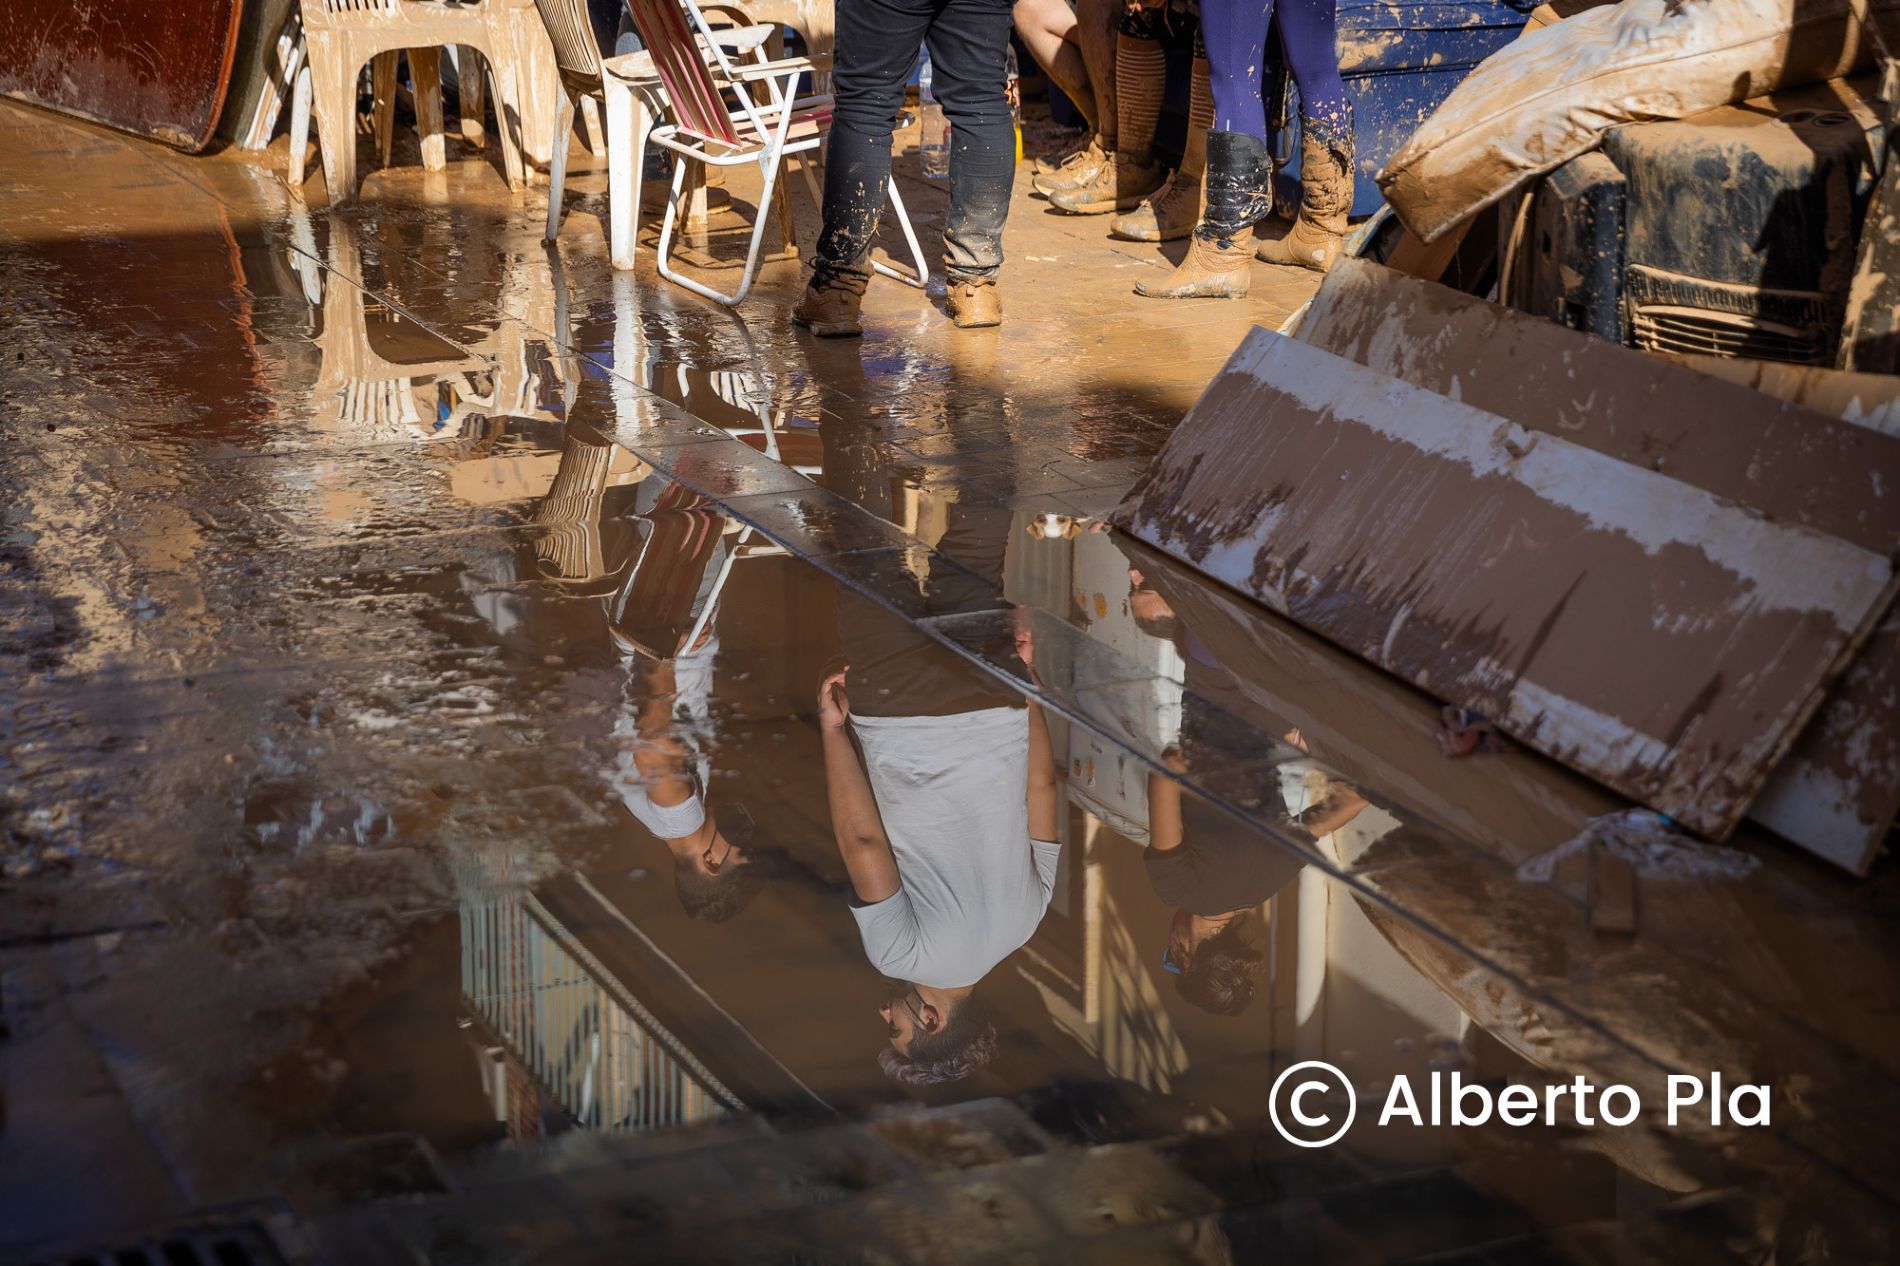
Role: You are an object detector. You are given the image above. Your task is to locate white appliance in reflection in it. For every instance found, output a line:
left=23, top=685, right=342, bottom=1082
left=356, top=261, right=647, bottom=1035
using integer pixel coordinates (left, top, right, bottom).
left=1046, top=525, right=1186, bottom=844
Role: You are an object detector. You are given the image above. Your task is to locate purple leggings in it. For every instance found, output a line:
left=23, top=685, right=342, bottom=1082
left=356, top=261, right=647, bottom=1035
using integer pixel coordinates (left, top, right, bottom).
left=1201, top=0, right=1349, bottom=141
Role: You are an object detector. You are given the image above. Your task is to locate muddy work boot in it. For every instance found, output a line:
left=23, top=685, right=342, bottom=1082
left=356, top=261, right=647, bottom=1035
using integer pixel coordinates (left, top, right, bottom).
left=1033, top=133, right=1112, bottom=196
left=1112, top=56, right=1211, bottom=241
left=1049, top=152, right=1169, bottom=215
left=1110, top=168, right=1201, bottom=241
left=791, top=264, right=871, bottom=338
left=946, top=277, right=1002, bottom=328
left=1256, top=112, right=1354, bottom=273
left=1032, top=130, right=1092, bottom=178
left=1135, top=130, right=1272, bottom=300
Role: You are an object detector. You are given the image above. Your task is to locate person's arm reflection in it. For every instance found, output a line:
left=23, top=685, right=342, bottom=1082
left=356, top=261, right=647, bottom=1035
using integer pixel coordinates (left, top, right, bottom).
left=818, top=665, right=899, bottom=903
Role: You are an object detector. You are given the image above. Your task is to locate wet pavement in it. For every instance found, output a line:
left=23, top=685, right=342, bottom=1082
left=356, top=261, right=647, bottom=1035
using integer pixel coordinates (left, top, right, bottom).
left=2, top=95, right=1899, bottom=1266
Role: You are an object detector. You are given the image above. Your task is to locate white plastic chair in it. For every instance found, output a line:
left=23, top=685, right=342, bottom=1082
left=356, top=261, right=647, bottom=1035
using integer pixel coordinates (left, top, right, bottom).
left=531, top=0, right=776, bottom=270
left=625, top=0, right=928, bottom=305
left=290, top=0, right=531, bottom=202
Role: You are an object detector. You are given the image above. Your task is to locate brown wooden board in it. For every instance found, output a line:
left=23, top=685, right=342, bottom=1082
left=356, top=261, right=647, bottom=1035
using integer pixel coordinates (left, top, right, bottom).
left=1299, top=259, right=1900, bottom=872
left=0, top=0, right=246, bottom=151
left=1114, top=328, right=1897, bottom=840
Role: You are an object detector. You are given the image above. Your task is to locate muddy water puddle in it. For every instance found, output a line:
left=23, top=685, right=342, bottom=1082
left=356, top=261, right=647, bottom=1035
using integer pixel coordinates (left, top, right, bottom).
left=2, top=125, right=1897, bottom=1262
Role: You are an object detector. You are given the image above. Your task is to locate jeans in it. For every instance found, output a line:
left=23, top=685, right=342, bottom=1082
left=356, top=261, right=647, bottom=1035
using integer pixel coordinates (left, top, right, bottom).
left=816, top=0, right=1016, bottom=282
left=1202, top=0, right=1349, bottom=140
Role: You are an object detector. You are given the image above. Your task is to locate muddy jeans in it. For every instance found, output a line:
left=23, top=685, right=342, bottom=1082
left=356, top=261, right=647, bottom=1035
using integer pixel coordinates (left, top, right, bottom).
left=815, top=0, right=1015, bottom=283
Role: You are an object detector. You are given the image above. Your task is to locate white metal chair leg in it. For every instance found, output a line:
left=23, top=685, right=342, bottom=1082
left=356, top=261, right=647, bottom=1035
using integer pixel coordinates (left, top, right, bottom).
left=656, top=155, right=782, bottom=306
left=545, top=85, right=573, bottom=244
left=287, top=63, right=313, bottom=195
left=604, top=78, right=639, bottom=269
left=874, top=176, right=930, bottom=289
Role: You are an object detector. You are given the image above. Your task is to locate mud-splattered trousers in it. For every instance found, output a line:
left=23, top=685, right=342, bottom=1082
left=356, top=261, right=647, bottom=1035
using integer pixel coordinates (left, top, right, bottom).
left=814, top=0, right=1016, bottom=283
left=1200, top=0, right=1349, bottom=140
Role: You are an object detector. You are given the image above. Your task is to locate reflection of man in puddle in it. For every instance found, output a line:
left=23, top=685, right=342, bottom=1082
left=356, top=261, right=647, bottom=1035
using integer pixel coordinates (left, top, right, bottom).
left=817, top=512, right=1063, bottom=1085
left=1131, top=567, right=1369, bottom=1014
left=603, top=483, right=761, bottom=922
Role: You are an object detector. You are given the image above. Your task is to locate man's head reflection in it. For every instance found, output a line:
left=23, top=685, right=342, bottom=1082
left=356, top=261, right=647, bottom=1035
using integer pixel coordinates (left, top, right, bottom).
left=1127, top=567, right=1184, bottom=645
left=875, top=980, right=999, bottom=1086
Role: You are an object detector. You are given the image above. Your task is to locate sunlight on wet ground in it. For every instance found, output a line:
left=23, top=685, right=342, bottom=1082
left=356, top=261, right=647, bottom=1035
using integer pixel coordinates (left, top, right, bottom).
left=1, top=97, right=1898, bottom=1265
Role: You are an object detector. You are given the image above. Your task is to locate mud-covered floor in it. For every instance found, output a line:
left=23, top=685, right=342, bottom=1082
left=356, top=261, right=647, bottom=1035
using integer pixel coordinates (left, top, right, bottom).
left=1, top=94, right=1898, bottom=1266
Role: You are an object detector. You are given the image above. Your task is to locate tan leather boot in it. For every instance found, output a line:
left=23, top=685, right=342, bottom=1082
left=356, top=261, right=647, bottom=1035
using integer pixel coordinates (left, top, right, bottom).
left=1111, top=56, right=1211, bottom=241
left=1135, top=227, right=1256, bottom=298
left=1256, top=113, right=1354, bottom=273
left=791, top=265, right=870, bottom=338
left=947, top=278, right=1002, bottom=328
left=1033, top=133, right=1113, bottom=196
left=1032, top=130, right=1092, bottom=177
left=1111, top=168, right=1202, bottom=242
left=1135, top=130, right=1271, bottom=300
left=1049, top=152, right=1169, bottom=215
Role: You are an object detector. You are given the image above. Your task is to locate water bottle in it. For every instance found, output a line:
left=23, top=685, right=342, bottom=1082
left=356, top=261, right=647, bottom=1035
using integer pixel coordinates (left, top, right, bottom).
left=919, top=48, right=950, bottom=181
left=1005, top=43, right=1023, bottom=165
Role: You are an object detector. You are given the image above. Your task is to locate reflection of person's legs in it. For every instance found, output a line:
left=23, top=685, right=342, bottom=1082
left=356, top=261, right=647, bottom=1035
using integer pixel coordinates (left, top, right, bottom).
left=924, top=0, right=1016, bottom=323
left=1255, top=0, right=1354, bottom=272
left=839, top=499, right=1018, bottom=718
left=795, top=0, right=935, bottom=337
left=1135, top=0, right=1274, bottom=298
left=1013, top=0, right=1093, bottom=133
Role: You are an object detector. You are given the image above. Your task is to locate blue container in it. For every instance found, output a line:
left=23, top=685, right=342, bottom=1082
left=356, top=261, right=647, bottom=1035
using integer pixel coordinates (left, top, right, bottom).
left=1272, top=0, right=1533, bottom=217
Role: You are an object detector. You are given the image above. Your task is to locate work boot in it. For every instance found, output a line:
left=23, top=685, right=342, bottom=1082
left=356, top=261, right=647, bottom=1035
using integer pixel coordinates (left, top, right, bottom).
left=1049, top=152, right=1169, bottom=215
left=1033, top=133, right=1112, bottom=196
left=1135, top=130, right=1272, bottom=299
left=1112, top=56, right=1211, bottom=241
left=1255, top=112, right=1355, bottom=273
left=1032, top=130, right=1092, bottom=178
left=946, top=277, right=1002, bottom=328
left=791, top=264, right=870, bottom=337
left=1110, top=167, right=1201, bottom=241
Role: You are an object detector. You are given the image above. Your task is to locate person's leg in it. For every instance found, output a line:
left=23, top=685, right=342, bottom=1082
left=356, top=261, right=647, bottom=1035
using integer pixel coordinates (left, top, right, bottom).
left=1013, top=0, right=1095, bottom=133
left=1048, top=1, right=1171, bottom=213
left=923, top=0, right=1016, bottom=321
left=1078, top=0, right=1119, bottom=146
left=1202, top=0, right=1270, bottom=141
left=1035, top=0, right=1120, bottom=192
left=1135, top=0, right=1274, bottom=297
left=1110, top=27, right=1212, bottom=241
left=1254, top=0, right=1353, bottom=271
left=794, top=0, right=938, bottom=335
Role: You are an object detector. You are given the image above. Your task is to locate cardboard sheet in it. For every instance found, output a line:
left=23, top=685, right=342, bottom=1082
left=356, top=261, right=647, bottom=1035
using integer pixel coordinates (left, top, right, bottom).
left=1298, top=260, right=1900, bottom=870
left=1115, top=328, right=1897, bottom=839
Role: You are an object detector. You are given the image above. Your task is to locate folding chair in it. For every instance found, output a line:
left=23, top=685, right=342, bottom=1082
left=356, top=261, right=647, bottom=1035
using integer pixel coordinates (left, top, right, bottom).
left=625, top=0, right=929, bottom=306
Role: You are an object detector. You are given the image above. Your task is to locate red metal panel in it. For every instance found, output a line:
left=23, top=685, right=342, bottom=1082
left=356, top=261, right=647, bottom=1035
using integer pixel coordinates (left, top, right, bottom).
left=0, top=0, right=246, bottom=151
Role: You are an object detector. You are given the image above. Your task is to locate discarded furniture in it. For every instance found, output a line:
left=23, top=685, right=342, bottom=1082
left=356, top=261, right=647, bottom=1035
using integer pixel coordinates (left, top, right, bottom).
left=0, top=0, right=246, bottom=150
left=1117, top=261, right=1900, bottom=845
left=532, top=0, right=776, bottom=269
left=1497, top=76, right=1889, bottom=366
left=1289, top=259, right=1900, bottom=870
left=623, top=0, right=927, bottom=303
left=1380, top=0, right=1900, bottom=243
left=289, top=0, right=529, bottom=202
